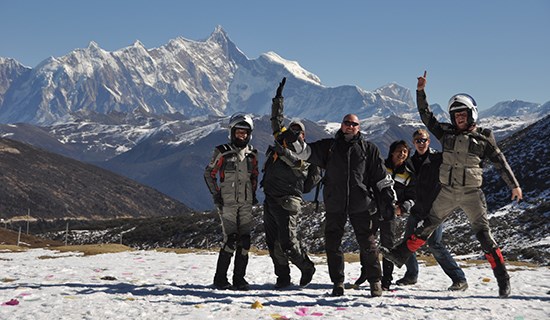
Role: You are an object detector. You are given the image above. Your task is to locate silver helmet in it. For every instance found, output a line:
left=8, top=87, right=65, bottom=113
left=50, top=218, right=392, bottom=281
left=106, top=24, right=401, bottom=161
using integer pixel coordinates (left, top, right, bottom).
left=448, top=93, right=478, bottom=127
left=228, top=113, right=253, bottom=146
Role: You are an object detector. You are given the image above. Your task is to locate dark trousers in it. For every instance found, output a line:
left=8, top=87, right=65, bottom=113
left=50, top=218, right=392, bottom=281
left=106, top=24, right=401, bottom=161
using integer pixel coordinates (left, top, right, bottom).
left=379, top=219, right=396, bottom=286
left=264, top=195, right=313, bottom=279
left=325, top=210, right=381, bottom=284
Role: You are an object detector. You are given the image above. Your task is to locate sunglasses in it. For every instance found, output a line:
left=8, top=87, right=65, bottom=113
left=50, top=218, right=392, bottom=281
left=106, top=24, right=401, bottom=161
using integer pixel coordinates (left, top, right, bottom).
left=415, top=138, right=428, bottom=144
left=343, top=120, right=359, bottom=127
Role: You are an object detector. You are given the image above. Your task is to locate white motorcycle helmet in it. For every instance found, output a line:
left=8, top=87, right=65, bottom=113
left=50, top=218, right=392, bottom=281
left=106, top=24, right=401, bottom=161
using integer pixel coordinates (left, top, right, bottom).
left=228, top=113, right=253, bottom=147
left=448, top=93, right=478, bottom=127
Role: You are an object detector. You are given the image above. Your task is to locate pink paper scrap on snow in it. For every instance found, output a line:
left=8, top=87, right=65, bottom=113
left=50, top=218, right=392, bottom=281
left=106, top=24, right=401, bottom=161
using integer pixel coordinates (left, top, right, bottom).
left=336, top=307, right=347, bottom=310
left=295, top=307, right=309, bottom=316
left=2, top=299, right=19, bottom=306
left=295, top=307, right=322, bottom=316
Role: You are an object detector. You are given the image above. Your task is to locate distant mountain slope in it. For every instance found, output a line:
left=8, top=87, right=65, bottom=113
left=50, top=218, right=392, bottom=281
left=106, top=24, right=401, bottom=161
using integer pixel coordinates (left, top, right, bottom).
left=483, top=114, right=550, bottom=210
left=0, top=138, right=192, bottom=219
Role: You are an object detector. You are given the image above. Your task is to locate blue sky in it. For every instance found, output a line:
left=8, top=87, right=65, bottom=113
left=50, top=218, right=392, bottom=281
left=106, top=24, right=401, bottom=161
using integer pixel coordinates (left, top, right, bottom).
left=1, top=0, right=548, bottom=110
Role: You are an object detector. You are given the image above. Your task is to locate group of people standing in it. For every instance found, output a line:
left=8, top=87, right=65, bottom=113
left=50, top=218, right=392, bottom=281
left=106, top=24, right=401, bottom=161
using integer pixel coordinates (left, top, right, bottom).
left=203, top=71, right=522, bottom=298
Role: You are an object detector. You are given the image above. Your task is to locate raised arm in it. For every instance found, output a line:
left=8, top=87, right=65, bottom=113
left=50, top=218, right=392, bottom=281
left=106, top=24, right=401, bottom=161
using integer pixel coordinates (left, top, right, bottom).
left=416, top=71, right=445, bottom=140
left=271, top=77, right=286, bottom=136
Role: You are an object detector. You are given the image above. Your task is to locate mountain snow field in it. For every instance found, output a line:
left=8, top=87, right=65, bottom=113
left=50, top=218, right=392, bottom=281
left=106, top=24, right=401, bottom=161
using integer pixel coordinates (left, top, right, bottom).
left=1, top=249, right=548, bottom=319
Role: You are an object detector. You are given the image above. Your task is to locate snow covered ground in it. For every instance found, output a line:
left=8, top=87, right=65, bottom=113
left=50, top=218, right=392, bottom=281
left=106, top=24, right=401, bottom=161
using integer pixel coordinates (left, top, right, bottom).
left=1, top=248, right=549, bottom=320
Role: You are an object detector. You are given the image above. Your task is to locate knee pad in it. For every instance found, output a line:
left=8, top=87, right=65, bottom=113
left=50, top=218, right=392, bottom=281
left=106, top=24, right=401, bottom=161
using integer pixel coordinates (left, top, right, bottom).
left=475, top=230, right=497, bottom=253
left=222, top=233, right=239, bottom=253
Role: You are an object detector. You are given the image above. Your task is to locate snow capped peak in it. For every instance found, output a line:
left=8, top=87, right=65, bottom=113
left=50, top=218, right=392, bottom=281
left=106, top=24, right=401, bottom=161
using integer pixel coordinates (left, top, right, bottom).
left=479, top=99, right=541, bottom=118
left=374, top=82, right=412, bottom=102
left=261, top=52, right=322, bottom=85
left=0, top=57, right=19, bottom=65
left=87, top=41, right=101, bottom=50
left=79, top=41, right=110, bottom=61
left=131, top=40, right=146, bottom=48
left=206, top=25, right=230, bottom=45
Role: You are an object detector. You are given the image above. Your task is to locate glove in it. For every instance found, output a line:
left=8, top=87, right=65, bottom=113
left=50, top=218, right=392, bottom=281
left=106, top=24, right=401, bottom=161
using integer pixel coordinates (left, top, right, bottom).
left=252, top=194, right=259, bottom=205
left=278, top=128, right=300, bottom=144
left=275, top=77, right=286, bottom=98
left=213, top=192, right=223, bottom=209
left=273, top=139, right=303, bottom=166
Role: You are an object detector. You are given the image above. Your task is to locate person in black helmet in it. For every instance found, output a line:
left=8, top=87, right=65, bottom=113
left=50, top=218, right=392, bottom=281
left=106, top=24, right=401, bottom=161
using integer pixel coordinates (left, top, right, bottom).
left=383, top=71, right=523, bottom=298
left=204, top=113, right=259, bottom=291
left=261, top=77, right=321, bottom=289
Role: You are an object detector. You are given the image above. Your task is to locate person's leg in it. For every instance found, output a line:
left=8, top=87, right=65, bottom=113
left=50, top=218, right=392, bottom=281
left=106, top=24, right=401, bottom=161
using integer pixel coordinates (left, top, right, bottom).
left=263, top=197, right=291, bottom=287
left=397, top=215, right=419, bottom=285
left=324, top=210, right=347, bottom=295
left=233, top=234, right=250, bottom=290
left=233, top=204, right=253, bottom=290
left=277, top=196, right=315, bottom=286
left=349, top=211, right=383, bottom=296
left=213, top=205, right=239, bottom=289
left=461, top=188, right=510, bottom=297
left=379, top=219, right=396, bottom=290
left=350, top=211, right=382, bottom=283
left=427, top=223, right=467, bottom=287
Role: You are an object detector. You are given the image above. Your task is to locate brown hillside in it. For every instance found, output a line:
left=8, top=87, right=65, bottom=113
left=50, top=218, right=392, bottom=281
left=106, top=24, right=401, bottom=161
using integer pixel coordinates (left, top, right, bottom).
left=0, top=228, right=63, bottom=247
left=0, top=138, right=193, bottom=220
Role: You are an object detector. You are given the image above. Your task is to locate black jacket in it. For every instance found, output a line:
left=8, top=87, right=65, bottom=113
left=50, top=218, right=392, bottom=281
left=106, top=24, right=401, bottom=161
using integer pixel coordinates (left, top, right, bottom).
left=410, top=148, right=442, bottom=219
left=261, top=145, right=321, bottom=198
left=306, top=131, right=391, bottom=215
left=385, top=158, right=416, bottom=214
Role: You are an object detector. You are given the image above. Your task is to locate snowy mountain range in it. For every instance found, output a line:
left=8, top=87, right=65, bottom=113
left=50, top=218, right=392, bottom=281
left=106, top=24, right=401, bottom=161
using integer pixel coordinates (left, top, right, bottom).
left=0, top=26, right=548, bottom=212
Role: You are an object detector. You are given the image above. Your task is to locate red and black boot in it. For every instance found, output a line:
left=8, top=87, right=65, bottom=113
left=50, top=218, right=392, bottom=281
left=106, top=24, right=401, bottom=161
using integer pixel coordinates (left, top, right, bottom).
left=486, top=248, right=510, bottom=298
left=382, top=235, right=426, bottom=268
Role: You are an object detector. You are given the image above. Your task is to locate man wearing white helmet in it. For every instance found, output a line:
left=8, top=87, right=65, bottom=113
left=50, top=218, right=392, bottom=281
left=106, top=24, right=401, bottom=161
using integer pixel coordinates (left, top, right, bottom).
left=204, top=113, right=259, bottom=291
left=383, top=71, right=522, bottom=298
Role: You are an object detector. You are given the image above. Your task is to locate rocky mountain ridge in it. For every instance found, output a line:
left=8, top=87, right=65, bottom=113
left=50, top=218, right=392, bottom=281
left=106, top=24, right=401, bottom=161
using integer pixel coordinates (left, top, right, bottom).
left=0, top=137, right=192, bottom=220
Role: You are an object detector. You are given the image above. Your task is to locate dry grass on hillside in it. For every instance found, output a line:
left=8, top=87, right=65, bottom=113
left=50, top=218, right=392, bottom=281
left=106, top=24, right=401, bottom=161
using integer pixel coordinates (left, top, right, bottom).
left=51, top=244, right=133, bottom=256
left=0, top=227, right=63, bottom=248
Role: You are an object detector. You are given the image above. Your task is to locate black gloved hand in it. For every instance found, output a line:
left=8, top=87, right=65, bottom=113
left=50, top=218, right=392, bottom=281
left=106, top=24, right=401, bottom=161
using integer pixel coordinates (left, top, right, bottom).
left=278, top=128, right=300, bottom=144
left=213, top=192, right=223, bottom=209
left=275, top=77, right=286, bottom=98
